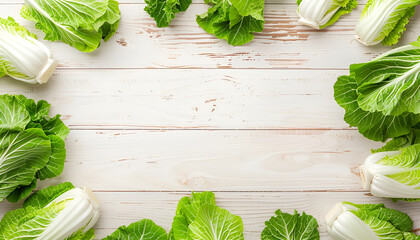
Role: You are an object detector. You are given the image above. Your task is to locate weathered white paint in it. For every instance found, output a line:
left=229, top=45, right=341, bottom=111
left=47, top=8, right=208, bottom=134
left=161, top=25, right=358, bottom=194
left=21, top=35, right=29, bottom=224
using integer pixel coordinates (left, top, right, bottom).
left=1, top=69, right=352, bottom=129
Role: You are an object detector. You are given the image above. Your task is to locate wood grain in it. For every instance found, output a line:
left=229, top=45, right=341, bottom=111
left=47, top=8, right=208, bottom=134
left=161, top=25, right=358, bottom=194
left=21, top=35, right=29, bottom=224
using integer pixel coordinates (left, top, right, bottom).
left=24, top=129, right=381, bottom=192
left=1, top=69, right=352, bottom=129
left=1, top=192, right=419, bottom=239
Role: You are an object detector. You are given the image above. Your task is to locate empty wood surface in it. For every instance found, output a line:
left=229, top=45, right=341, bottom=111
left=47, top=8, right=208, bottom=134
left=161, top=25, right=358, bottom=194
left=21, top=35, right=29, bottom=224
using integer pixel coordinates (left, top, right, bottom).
left=0, top=1, right=420, bottom=239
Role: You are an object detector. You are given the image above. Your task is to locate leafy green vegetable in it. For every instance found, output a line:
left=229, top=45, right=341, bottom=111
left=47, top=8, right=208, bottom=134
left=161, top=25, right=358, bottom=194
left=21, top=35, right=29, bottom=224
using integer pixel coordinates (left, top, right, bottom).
left=334, top=39, right=420, bottom=142
left=196, top=0, right=265, bottom=46
left=103, top=219, right=168, bottom=240
left=297, top=0, right=357, bottom=29
left=171, top=191, right=244, bottom=240
left=360, top=144, right=420, bottom=201
left=0, top=17, right=57, bottom=84
left=356, top=0, right=420, bottom=46
left=334, top=74, right=420, bottom=142
left=187, top=204, right=244, bottom=240
left=145, top=0, right=192, bottom=27
left=354, top=43, right=420, bottom=116
left=172, top=191, right=216, bottom=240
left=21, top=0, right=121, bottom=52
left=326, top=202, right=419, bottom=239
left=0, top=94, right=69, bottom=203
left=261, top=209, right=319, bottom=240
left=0, top=182, right=100, bottom=240
left=373, top=127, right=420, bottom=153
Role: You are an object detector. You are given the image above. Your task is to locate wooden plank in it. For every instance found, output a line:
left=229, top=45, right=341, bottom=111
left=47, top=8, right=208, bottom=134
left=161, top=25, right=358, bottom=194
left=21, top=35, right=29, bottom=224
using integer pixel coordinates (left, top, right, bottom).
left=1, top=192, right=419, bottom=239
left=0, top=3, right=413, bottom=69
left=25, top=129, right=383, bottom=192
left=1, top=69, right=353, bottom=129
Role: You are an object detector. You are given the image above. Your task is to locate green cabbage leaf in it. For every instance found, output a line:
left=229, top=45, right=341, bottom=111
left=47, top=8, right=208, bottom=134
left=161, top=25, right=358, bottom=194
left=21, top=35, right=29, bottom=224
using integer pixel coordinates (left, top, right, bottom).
left=197, top=0, right=265, bottom=46
left=261, top=209, right=319, bottom=240
left=145, top=0, right=192, bottom=27
left=21, top=0, right=121, bottom=52
left=0, top=94, right=69, bottom=203
left=171, top=191, right=244, bottom=240
left=103, top=219, right=168, bottom=240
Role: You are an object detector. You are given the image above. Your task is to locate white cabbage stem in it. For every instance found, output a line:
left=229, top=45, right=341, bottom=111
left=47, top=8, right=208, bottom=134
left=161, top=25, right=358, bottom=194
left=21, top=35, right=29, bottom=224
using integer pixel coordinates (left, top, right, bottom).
left=38, top=187, right=100, bottom=240
left=297, top=0, right=342, bottom=29
left=325, top=203, right=379, bottom=240
left=0, top=24, right=56, bottom=84
left=360, top=151, right=420, bottom=199
left=355, top=0, right=401, bottom=46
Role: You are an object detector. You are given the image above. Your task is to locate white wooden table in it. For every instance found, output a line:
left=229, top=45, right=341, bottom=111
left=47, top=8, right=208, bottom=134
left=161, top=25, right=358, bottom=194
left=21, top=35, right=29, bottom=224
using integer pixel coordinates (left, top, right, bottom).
left=1, top=1, right=420, bottom=239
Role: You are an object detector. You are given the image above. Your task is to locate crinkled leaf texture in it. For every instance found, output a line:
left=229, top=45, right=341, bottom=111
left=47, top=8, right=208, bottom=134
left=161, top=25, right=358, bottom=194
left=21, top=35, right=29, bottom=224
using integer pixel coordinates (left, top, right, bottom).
left=103, top=219, right=168, bottom=240
left=373, top=127, right=420, bottom=153
left=0, top=17, right=55, bottom=84
left=297, top=0, right=357, bottom=29
left=261, top=209, right=319, bottom=240
left=187, top=204, right=244, bottom=240
left=172, top=191, right=216, bottom=240
left=197, top=0, right=265, bottom=46
left=171, top=191, right=244, bottom=240
left=356, top=0, right=420, bottom=46
left=0, top=94, right=69, bottom=203
left=353, top=42, right=420, bottom=116
left=0, top=182, right=99, bottom=240
left=21, top=0, right=121, bottom=52
left=145, top=0, right=192, bottom=27
left=334, top=74, right=420, bottom=142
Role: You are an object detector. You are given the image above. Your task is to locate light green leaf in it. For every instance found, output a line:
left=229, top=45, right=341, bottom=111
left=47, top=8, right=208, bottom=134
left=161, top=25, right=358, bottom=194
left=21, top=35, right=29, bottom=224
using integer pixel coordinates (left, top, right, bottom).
left=145, top=0, right=192, bottom=28
left=103, top=219, right=167, bottom=240
left=197, top=0, right=264, bottom=46
left=23, top=182, right=75, bottom=208
left=37, top=135, right=66, bottom=180
left=41, top=114, right=70, bottom=140
left=97, top=0, right=121, bottom=41
left=376, top=144, right=420, bottom=186
left=172, top=192, right=216, bottom=240
left=21, top=0, right=121, bottom=52
left=68, top=229, right=95, bottom=240
left=187, top=204, right=244, bottom=240
left=320, top=0, right=358, bottom=29
left=261, top=210, right=320, bottom=240
left=352, top=44, right=420, bottom=116
left=334, top=75, right=420, bottom=141
left=0, top=128, right=51, bottom=202
left=6, top=178, right=37, bottom=203
left=0, top=95, right=31, bottom=133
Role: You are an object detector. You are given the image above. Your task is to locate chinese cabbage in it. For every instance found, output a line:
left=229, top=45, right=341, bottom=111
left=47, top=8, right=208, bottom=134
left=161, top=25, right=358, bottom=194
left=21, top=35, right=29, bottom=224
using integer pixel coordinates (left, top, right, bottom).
left=0, top=94, right=69, bottom=203
left=297, top=0, right=357, bottom=29
left=0, top=182, right=99, bottom=240
left=356, top=0, right=420, bottom=46
left=21, top=0, right=121, bottom=52
left=0, top=17, right=56, bottom=84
